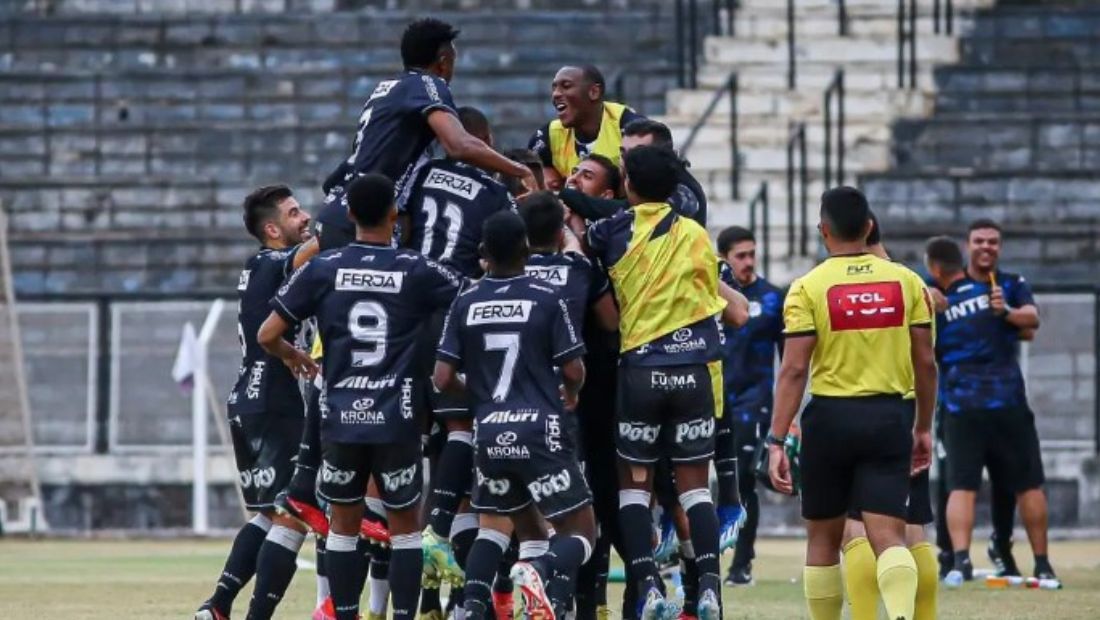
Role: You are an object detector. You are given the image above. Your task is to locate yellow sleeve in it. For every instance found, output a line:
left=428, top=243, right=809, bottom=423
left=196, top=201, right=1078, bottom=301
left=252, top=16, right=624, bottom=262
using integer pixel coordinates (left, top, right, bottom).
left=310, top=333, right=324, bottom=360
left=783, top=278, right=816, bottom=336
left=908, top=274, right=933, bottom=327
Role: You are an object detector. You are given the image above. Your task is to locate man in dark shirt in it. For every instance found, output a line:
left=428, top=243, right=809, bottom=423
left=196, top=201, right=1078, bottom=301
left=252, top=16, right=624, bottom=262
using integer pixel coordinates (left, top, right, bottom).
left=715, top=226, right=784, bottom=586
left=259, top=174, right=464, bottom=620
left=195, top=185, right=318, bottom=620
left=316, top=18, right=535, bottom=251
left=925, top=220, right=1056, bottom=586
left=434, top=211, right=594, bottom=620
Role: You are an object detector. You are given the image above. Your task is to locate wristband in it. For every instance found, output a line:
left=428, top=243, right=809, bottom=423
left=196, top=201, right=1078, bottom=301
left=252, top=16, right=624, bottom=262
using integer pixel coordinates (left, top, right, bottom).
left=765, top=432, right=786, bottom=447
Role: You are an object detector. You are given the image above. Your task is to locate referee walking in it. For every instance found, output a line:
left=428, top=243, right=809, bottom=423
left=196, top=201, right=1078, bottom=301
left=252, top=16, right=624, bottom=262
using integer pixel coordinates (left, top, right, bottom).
left=768, top=188, right=937, bottom=620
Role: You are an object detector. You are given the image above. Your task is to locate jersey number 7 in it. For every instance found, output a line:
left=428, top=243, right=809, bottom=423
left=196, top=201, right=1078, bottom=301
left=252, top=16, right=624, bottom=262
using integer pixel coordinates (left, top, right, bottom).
left=484, top=333, right=520, bottom=402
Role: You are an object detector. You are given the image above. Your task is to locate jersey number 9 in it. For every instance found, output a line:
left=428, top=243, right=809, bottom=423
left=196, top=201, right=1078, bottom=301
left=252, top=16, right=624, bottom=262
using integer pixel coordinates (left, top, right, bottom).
left=349, top=300, right=388, bottom=367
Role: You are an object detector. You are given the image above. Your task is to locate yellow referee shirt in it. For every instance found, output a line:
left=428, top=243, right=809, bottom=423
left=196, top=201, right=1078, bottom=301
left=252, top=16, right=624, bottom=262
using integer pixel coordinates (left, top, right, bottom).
left=784, top=253, right=932, bottom=397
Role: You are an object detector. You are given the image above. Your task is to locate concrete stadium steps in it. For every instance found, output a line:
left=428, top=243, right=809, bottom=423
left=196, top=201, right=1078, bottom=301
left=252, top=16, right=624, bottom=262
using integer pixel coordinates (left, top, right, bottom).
left=933, top=66, right=1100, bottom=115
left=704, top=34, right=960, bottom=68
left=0, top=0, right=670, bottom=15
left=892, top=115, right=1100, bottom=173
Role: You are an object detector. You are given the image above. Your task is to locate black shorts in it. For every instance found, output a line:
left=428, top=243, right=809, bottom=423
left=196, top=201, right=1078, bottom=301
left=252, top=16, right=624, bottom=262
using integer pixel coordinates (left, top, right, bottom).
left=318, top=440, right=423, bottom=510
left=800, top=396, right=913, bottom=521
left=424, top=308, right=471, bottom=421
left=943, top=407, right=1045, bottom=493
left=848, top=470, right=933, bottom=525
left=230, top=413, right=304, bottom=511
left=471, top=434, right=591, bottom=519
left=616, top=364, right=716, bottom=465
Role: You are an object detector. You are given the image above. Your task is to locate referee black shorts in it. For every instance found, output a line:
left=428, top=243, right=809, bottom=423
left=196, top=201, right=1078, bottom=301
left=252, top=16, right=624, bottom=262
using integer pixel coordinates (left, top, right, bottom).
left=801, top=395, right=914, bottom=521
left=943, top=406, right=1045, bottom=494
left=847, top=469, right=933, bottom=525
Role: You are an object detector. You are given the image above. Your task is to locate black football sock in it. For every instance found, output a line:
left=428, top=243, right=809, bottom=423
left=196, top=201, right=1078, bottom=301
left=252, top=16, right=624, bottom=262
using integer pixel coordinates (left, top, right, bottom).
left=464, top=529, right=511, bottom=617
left=419, top=586, right=441, bottom=614
left=732, top=459, right=760, bottom=569
left=326, top=532, right=366, bottom=620
left=618, top=489, right=660, bottom=587
left=288, top=388, right=323, bottom=501
left=715, top=419, right=740, bottom=507
left=682, top=489, right=722, bottom=580
left=493, top=538, right=518, bottom=593
left=680, top=542, right=700, bottom=616
left=246, top=525, right=305, bottom=619
left=428, top=431, right=474, bottom=536
left=368, top=542, right=391, bottom=616
left=546, top=534, right=592, bottom=617
left=353, top=537, right=372, bottom=604
left=315, top=535, right=330, bottom=607
left=209, top=514, right=271, bottom=615
left=388, top=533, right=423, bottom=620
left=574, top=533, right=610, bottom=619
left=954, top=550, right=972, bottom=573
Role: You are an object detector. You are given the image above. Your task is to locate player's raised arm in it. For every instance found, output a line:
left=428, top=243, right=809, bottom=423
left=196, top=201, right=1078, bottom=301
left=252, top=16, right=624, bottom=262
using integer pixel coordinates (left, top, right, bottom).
left=428, top=111, right=537, bottom=191
left=719, top=280, right=749, bottom=327
left=257, top=312, right=317, bottom=379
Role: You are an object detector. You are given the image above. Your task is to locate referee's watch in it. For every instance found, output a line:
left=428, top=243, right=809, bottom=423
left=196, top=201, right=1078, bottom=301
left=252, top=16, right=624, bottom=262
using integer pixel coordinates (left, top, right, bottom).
left=765, top=432, right=787, bottom=447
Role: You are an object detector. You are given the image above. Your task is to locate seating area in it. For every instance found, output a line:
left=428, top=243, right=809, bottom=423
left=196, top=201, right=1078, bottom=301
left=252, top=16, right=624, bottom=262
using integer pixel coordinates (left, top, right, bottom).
left=0, top=2, right=676, bottom=294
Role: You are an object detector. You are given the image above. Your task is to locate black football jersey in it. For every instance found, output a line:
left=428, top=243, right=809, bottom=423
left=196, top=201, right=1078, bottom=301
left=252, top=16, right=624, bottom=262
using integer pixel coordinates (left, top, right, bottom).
left=229, top=246, right=306, bottom=417
left=524, top=251, right=609, bottom=332
left=272, top=243, right=464, bottom=443
left=437, top=275, right=586, bottom=425
left=317, top=70, right=458, bottom=250
left=403, top=159, right=518, bottom=278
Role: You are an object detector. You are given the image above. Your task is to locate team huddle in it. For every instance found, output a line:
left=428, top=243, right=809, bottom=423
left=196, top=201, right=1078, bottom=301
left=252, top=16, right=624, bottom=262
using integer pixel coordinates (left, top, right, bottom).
left=195, top=16, right=1057, bottom=620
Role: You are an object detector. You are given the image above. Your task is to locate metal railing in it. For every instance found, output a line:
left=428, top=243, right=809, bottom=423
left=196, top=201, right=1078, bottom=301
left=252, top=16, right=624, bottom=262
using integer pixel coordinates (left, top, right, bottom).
left=823, top=68, right=846, bottom=189
left=898, top=0, right=918, bottom=89
left=680, top=72, right=740, bottom=201
left=746, top=182, right=770, bottom=278
left=933, top=0, right=956, bottom=35
left=786, top=0, right=850, bottom=89
left=786, top=122, right=809, bottom=258
left=676, top=0, right=736, bottom=89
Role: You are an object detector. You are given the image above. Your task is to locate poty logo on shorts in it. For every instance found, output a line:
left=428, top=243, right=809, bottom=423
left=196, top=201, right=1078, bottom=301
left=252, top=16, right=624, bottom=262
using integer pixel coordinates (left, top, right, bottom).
left=675, top=418, right=716, bottom=443
left=335, top=269, right=404, bottom=293
left=238, top=466, right=276, bottom=490
left=619, top=422, right=660, bottom=444
left=321, top=461, right=356, bottom=486
left=528, top=469, right=572, bottom=503
left=380, top=464, right=417, bottom=493
left=423, top=168, right=483, bottom=201
left=672, top=328, right=693, bottom=343
left=477, top=468, right=511, bottom=496
left=468, top=300, right=533, bottom=325
left=650, top=370, right=697, bottom=390
left=525, top=265, right=569, bottom=286
left=545, top=414, right=562, bottom=453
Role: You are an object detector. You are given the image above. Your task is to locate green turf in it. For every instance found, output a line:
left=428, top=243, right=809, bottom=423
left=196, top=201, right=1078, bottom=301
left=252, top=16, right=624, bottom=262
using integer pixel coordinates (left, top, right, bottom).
left=0, top=537, right=1098, bottom=618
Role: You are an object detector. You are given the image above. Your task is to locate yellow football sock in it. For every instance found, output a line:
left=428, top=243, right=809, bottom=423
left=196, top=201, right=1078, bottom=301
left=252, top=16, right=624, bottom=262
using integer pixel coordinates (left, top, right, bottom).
left=804, top=564, right=844, bottom=620
left=877, top=545, right=918, bottom=620
left=842, top=536, right=880, bottom=620
left=910, top=542, right=939, bottom=620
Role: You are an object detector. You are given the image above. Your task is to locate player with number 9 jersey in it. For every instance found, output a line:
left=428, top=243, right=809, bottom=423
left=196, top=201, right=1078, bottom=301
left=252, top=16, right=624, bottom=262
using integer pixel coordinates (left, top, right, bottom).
left=273, top=243, right=463, bottom=447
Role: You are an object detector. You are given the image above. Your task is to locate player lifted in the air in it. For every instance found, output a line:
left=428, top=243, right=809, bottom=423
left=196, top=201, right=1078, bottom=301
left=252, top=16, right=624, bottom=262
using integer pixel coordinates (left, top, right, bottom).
left=258, top=174, right=465, bottom=620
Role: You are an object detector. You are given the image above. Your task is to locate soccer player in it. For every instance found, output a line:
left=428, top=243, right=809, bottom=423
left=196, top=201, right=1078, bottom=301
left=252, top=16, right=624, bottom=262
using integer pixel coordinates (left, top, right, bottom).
left=399, top=103, right=520, bottom=604
left=715, top=225, right=784, bottom=586
left=924, top=220, right=1056, bottom=586
left=528, top=64, right=643, bottom=190
left=434, top=210, right=595, bottom=620
left=565, top=154, right=621, bottom=200
left=768, top=187, right=937, bottom=620
left=316, top=18, right=536, bottom=251
left=841, top=216, right=938, bottom=620
left=585, top=146, right=747, bottom=620
left=558, top=119, right=706, bottom=226
left=195, top=185, right=318, bottom=620
left=258, top=174, right=465, bottom=620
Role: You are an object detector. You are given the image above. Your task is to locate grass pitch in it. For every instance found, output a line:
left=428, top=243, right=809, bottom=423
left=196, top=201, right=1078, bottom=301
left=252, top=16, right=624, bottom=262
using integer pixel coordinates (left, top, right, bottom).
left=1, top=537, right=1098, bottom=618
